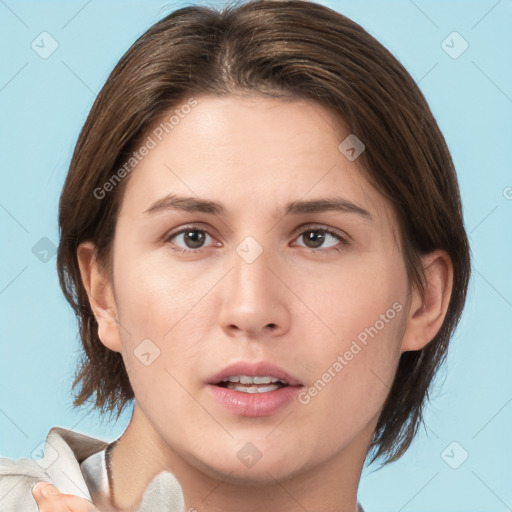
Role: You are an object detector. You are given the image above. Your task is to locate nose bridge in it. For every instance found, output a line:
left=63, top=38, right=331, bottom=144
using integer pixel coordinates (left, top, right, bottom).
left=234, top=236, right=269, bottom=294
left=218, top=234, right=289, bottom=336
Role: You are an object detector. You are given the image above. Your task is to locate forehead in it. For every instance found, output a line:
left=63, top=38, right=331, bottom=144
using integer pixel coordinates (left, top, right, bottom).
left=118, top=94, right=394, bottom=226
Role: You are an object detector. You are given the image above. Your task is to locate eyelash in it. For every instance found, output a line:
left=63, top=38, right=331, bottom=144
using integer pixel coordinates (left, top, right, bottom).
left=164, top=224, right=350, bottom=255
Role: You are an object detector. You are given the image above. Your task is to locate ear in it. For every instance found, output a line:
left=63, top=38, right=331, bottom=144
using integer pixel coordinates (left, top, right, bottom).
left=401, top=250, right=454, bottom=352
left=77, top=241, right=122, bottom=353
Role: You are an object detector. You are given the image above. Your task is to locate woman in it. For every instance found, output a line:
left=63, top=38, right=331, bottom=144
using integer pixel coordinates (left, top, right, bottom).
left=0, top=0, right=470, bottom=510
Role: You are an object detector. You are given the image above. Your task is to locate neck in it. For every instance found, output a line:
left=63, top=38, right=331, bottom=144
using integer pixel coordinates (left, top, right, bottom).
left=108, top=403, right=371, bottom=512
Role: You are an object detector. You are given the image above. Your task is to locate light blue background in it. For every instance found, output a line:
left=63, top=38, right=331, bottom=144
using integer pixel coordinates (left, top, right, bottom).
left=1, top=1, right=511, bottom=511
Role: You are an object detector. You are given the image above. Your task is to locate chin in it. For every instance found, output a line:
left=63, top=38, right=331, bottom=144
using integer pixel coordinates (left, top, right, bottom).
left=192, top=449, right=309, bottom=486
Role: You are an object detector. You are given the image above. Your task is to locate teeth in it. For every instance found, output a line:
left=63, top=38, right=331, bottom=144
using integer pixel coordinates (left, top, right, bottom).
left=221, top=375, right=287, bottom=385
left=225, top=383, right=281, bottom=393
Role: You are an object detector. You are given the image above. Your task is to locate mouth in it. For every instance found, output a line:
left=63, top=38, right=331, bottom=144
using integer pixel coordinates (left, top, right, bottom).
left=206, top=361, right=303, bottom=417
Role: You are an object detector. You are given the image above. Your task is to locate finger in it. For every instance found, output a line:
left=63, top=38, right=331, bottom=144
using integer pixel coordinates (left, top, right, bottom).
left=32, top=482, right=100, bottom=512
left=32, top=482, right=69, bottom=511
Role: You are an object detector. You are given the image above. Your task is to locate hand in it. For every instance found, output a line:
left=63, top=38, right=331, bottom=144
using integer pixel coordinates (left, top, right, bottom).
left=32, top=482, right=102, bottom=512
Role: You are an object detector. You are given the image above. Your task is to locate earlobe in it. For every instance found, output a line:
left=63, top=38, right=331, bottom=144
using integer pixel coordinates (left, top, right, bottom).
left=401, top=250, right=454, bottom=353
left=76, top=241, right=123, bottom=353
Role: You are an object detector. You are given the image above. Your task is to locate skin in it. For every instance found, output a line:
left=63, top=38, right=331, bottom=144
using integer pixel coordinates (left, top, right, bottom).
left=34, top=94, right=453, bottom=512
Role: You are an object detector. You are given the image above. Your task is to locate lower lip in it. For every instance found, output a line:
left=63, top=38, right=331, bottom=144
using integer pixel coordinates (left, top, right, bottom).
left=207, top=384, right=302, bottom=417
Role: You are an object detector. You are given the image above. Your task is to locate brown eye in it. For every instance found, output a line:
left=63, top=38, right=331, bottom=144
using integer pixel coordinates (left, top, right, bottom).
left=294, top=226, right=349, bottom=252
left=166, top=227, right=214, bottom=251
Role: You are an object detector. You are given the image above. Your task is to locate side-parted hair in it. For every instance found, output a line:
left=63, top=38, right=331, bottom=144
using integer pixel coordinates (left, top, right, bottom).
left=57, top=0, right=470, bottom=465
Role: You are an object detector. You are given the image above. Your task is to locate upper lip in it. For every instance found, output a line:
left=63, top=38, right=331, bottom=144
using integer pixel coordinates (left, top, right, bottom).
left=207, top=361, right=303, bottom=387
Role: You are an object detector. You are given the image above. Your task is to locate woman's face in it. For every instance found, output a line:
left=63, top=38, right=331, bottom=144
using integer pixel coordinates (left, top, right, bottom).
left=102, top=94, right=413, bottom=482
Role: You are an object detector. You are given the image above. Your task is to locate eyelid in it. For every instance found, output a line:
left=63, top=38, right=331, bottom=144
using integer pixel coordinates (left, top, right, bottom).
left=291, top=222, right=351, bottom=242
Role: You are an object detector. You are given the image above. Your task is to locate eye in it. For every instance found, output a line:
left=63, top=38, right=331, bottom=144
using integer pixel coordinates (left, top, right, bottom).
left=292, top=226, right=349, bottom=253
left=164, top=224, right=350, bottom=254
left=165, top=226, right=218, bottom=253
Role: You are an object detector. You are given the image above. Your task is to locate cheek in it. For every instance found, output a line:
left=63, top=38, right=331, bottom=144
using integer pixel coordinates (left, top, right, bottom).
left=315, top=262, right=406, bottom=364
left=111, top=249, right=220, bottom=404
left=297, top=258, right=407, bottom=430
left=113, top=246, right=217, bottom=342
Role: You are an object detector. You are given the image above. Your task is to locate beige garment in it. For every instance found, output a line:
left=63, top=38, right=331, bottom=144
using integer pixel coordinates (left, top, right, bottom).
left=0, top=426, right=183, bottom=511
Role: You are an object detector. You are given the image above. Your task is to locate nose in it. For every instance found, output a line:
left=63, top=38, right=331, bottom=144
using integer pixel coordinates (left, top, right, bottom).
left=217, top=241, right=291, bottom=339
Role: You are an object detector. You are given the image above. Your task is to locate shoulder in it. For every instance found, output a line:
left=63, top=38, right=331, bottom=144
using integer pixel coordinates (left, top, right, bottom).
left=0, top=426, right=108, bottom=511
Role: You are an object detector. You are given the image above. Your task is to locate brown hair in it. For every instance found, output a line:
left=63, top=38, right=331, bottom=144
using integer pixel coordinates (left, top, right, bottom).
left=57, top=0, right=470, bottom=465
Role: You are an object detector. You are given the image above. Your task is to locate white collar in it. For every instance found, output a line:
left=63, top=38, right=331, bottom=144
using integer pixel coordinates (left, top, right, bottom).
left=80, top=447, right=184, bottom=512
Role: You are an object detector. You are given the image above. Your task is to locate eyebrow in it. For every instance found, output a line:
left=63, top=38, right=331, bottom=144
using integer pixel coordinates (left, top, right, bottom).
left=143, top=193, right=372, bottom=220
